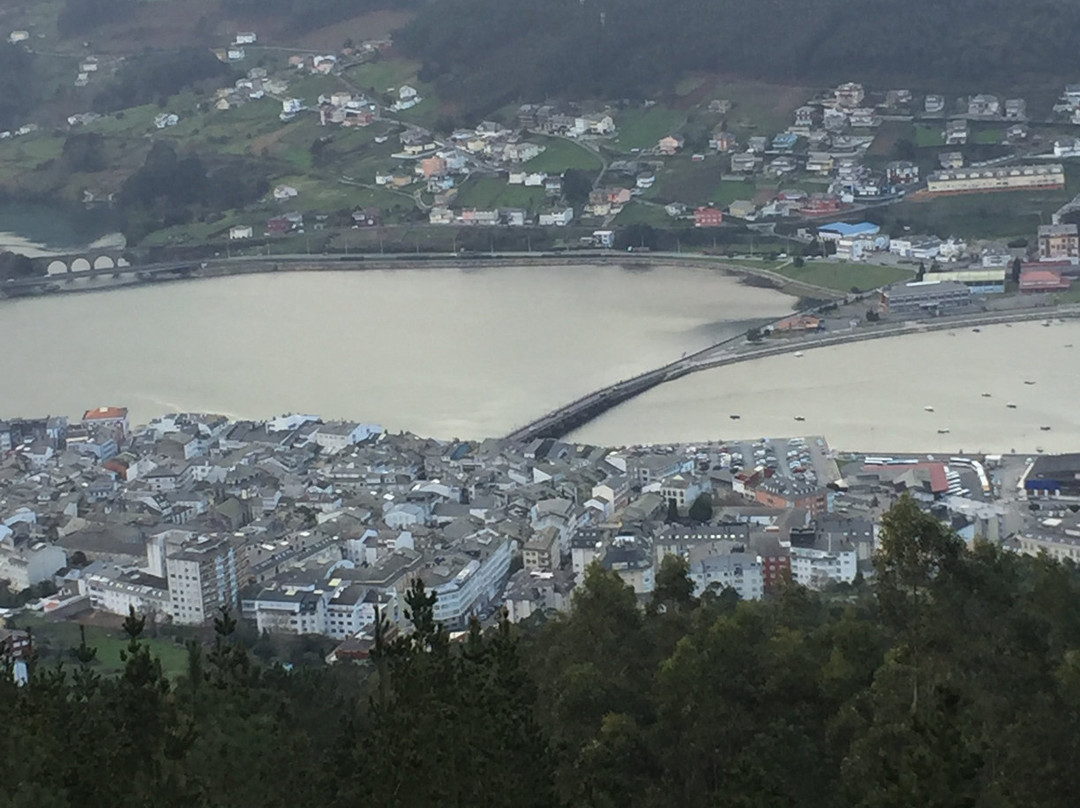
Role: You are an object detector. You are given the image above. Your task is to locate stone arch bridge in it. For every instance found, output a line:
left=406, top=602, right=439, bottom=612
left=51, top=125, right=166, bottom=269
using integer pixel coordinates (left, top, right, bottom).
left=35, top=250, right=131, bottom=276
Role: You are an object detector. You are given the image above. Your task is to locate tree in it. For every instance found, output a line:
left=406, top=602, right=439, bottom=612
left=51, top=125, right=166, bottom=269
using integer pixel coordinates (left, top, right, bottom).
left=650, top=555, right=696, bottom=613
left=688, top=493, right=713, bottom=523
left=746, top=326, right=763, bottom=342
left=666, top=497, right=680, bottom=522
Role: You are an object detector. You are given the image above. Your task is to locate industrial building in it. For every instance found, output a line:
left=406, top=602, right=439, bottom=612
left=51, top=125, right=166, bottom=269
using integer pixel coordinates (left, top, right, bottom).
left=926, top=164, right=1065, bottom=195
left=881, top=280, right=972, bottom=316
left=929, top=267, right=1007, bottom=294
left=1024, top=454, right=1080, bottom=497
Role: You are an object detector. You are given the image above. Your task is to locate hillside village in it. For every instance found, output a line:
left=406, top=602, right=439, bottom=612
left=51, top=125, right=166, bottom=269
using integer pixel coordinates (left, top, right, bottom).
left=9, top=17, right=1080, bottom=258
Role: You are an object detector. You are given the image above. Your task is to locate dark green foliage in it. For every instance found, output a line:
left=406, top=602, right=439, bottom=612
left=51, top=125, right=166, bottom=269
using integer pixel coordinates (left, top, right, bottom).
left=5, top=498, right=1080, bottom=806
left=93, top=49, right=232, bottom=113
left=57, top=0, right=140, bottom=38
left=0, top=43, right=37, bottom=131
left=62, top=132, right=107, bottom=173
left=399, top=0, right=1080, bottom=116
left=688, top=492, right=713, bottom=523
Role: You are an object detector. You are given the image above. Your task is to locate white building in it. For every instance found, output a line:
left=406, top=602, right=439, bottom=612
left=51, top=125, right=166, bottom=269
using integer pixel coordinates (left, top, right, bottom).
left=426, top=537, right=512, bottom=628
left=165, top=535, right=241, bottom=625
left=538, top=207, right=574, bottom=226
left=85, top=569, right=170, bottom=617
left=0, top=537, right=66, bottom=592
left=687, top=552, right=764, bottom=601
left=311, top=421, right=381, bottom=454
left=234, top=32, right=257, bottom=45
left=790, top=540, right=857, bottom=589
left=229, top=225, right=253, bottom=240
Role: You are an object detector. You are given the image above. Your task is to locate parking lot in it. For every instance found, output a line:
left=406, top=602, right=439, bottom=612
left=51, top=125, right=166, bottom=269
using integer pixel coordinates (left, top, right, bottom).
left=710, top=434, right=838, bottom=488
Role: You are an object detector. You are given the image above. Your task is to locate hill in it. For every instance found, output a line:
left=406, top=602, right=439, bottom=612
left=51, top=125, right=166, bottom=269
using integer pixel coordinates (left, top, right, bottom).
left=397, top=0, right=1080, bottom=117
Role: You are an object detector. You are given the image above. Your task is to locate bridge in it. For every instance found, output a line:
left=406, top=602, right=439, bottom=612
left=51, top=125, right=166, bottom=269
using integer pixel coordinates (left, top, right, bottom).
left=504, top=305, right=1080, bottom=444
left=34, top=249, right=131, bottom=276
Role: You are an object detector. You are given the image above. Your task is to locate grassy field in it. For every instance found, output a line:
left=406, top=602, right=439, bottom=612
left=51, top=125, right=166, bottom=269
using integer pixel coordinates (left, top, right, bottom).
left=972, top=127, right=1004, bottom=145
left=18, top=613, right=191, bottom=678
left=717, top=78, right=813, bottom=135
left=453, top=177, right=548, bottom=212
left=914, top=123, right=945, bottom=147
left=651, top=154, right=722, bottom=204
left=522, top=137, right=602, bottom=172
left=774, top=261, right=915, bottom=292
left=612, top=106, right=686, bottom=152
left=343, top=58, right=425, bottom=94
left=610, top=201, right=676, bottom=227
left=709, top=178, right=758, bottom=206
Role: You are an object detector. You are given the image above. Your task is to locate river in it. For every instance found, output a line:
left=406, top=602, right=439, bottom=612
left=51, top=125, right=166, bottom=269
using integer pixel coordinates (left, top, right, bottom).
left=570, top=320, right=1080, bottom=454
left=0, top=265, right=791, bottom=436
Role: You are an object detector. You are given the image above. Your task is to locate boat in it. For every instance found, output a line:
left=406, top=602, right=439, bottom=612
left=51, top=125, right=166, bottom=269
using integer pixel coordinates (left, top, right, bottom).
left=729, top=414, right=741, bottom=420
left=794, top=351, right=804, bottom=358
left=1066, top=344, right=1074, bottom=348
left=794, top=416, right=805, bottom=422
left=937, top=428, right=950, bottom=434
left=1006, top=403, right=1017, bottom=409
left=1024, top=380, right=1036, bottom=385
left=924, top=405, right=934, bottom=412
left=1041, top=426, right=1052, bottom=431
left=1043, top=321, right=1052, bottom=327
left=981, top=393, right=991, bottom=398
left=972, top=328, right=981, bottom=333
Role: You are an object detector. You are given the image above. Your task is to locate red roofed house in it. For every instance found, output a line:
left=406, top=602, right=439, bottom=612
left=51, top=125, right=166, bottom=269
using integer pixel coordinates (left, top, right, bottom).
left=694, top=207, right=724, bottom=227
left=772, top=314, right=822, bottom=333
left=82, top=406, right=129, bottom=439
left=1020, top=268, right=1071, bottom=292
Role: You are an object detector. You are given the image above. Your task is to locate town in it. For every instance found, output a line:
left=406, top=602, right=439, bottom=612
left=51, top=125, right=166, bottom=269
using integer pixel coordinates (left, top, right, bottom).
left=2, top=405, right=1074, bottom=667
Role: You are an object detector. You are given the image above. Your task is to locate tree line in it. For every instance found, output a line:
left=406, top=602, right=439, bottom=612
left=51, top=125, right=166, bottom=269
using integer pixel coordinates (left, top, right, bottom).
left=397, top=0, right=1080, bottom=118
left=3, top=495, right=1080, bottom=806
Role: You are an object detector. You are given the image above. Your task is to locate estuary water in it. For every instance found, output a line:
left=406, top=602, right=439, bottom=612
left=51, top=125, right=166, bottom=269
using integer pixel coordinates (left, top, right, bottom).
left=570, top=320, right=1080, bottom=454
left=0, top=264, right=791, bottom=437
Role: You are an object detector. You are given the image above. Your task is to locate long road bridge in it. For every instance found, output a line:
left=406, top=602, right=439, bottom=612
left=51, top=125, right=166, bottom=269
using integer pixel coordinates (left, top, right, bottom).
left=503, top=305, right=1080, bottom=443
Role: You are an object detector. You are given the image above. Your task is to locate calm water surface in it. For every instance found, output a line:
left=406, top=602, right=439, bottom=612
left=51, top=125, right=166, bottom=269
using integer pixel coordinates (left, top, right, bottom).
left=0, top=265, right=790, bottom=437
left=571, top=321, right=1080, bottom=454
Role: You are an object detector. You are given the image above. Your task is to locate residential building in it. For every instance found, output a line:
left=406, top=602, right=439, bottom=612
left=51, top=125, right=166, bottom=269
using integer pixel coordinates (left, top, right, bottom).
left=924, top=94, right=946, bottom=114
left=930, top=268, right=1007, bottom=294
left=229, top=225, right=253, bottom=240
left=312, top=421, right=381, bottom=454
left=693, top=207, right=724, bottom=227
left=730, top=152, right=761, bottom=173
left=82, top=406, right=129, bottom=439
left=166, top=535, right=242, bottom=625
left=503, top=568, right=574, bottom=623
left=600, top=536, right=654, bottom=595
left=0, top=536, right=66, bottom=592
left=968, top=94, right=1000, bottom=117
left=686, top=552, right=764, bottom=601
left=423, top=537, right=512, bottom=628
left=85, top=569, right=170, bottom=617
left=1038, top=224, right=1080, bottom=264
left=926, top=164, right=1065, bottom=195
left=790, top=537, right=857, bottom=588
left=538, top=207, right=574, bottom=226
left=886, top=161, right=919, bottom=185
left=834, top=82, right=865, bottom=108
left=1005, top=98, right=1027, bottom=119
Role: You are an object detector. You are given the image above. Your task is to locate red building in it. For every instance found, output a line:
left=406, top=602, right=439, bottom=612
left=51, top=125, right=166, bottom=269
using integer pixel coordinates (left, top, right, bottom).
left=799, top=193, right=844, bottom=215
left=693, top=206, right=724, bottom=227
left=1020, top=268, right=1071, bottom=292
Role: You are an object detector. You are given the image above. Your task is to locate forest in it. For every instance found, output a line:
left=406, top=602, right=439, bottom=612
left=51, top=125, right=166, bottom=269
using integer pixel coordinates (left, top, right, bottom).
left=3, top=495, right=1080, bottom=807
left=397, top=0, right=1080, bottom=117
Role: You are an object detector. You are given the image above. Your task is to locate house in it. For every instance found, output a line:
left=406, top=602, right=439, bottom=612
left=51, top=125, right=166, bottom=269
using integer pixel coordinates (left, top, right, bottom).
left=538, top=207, right=574, bottom=226
left=944, top=119, right=969, bottom=144
left=523, top=172, right=547, bottom=187
left=153, top=113, right=179, bottom=129
left=234, top=32, right=257, bottom=45
left=273, top=185, right=299, bottom=201
left=82, top=406, right=129, bottom=438
left=794, top=106, right=816, bottom=128
left=420, top=156, right=447, bottom=178
left=428, top=207, right=454, bottom=225
left=939, top=151, right=964, bottom=169
left=968, top=94, right=1000, bottom=117
left=817, top=221, right=880, bottom=242
left=747, top=136, right=768, bottom=153
left=727, top=200, right=757, bottom=219
left=709, top=130, right=737, bottom=152
left=592, top=229, right=615, bottom=248
left=281, top=98, right=303, bottom=117
left=849, top=108, right=879, bottom=128
left=1038, top=224, right=1080, bottom=264
left=693, top=207, right=724, bottom=227
left=226, top=47, right=246, bottom=61
left=771, top=132, right=799, bottom=151
left=834, top=82, right=864, bottom=108
left=657, top=134, right=684, bottom=155
left=924, top=94, right=946, bottom=114
left=886, top=161, right=919, bottom=185
left=1054, top=137, right=1080, bottom=157
left=505, top=209, right=527, bottom=227
left=823, top=108, right=848, bottom=131
left=350, top=208, right=379, bottom=227
left=805, top=152, right=834, bottom=174
left=229, top=225, right=253, bottom=240
left=635, top=173, right=656, bottom=189
left=800, top=193, right=844, bottom=215
left=1004, top=98, right=1027, bottom=119
left=730, top=152, right=761, bottom=173
left=8, top=30, right=29, bottom=43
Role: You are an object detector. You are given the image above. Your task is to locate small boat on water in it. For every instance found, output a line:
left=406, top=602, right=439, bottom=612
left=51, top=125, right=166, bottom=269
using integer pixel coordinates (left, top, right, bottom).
left=1024, top=380, right=1036, bottom=385
left=1066, top=344, right=1074, bottom=348
left=972, top=328, right=981, bottom=333
left=981, top=393, right=991, bottom=398
left=1041, top=426, right=1052, bottom=431
left=1006, top=403, right=1017, bottom=409
left=730, top=414, right=741, bottom=420
left=794, top=415, right=805, bottom=422
left=1043, top=321, right=1052, bottom=327
left=924, top=405, right=935, bottom=412
left=938, top=428, right=950, bottom=434
left=794, top=351, right=804, bottom=358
